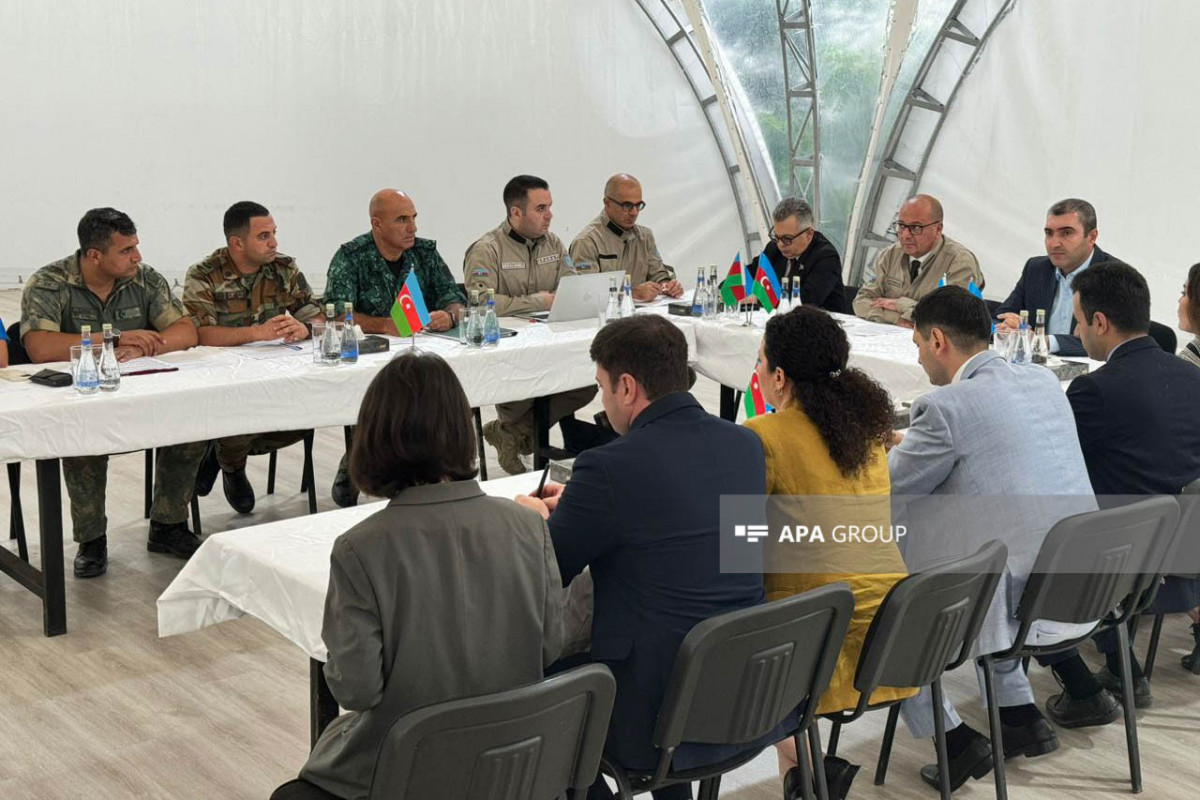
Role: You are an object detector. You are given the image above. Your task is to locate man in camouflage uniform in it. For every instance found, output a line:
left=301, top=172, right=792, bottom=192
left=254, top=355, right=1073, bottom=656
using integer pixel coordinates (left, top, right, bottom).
left=464, top=174, right=597, bottom=475
left=21, top=207, right=205, bottom=578
left=569, top=173, right=683, bottom=301
left=322, top=188, right=466, bottom=505
left=184, top=201, right=323, bottom=515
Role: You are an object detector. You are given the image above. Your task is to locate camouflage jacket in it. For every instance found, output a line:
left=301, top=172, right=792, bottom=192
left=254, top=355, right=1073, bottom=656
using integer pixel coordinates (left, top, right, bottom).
left=324, top=233, right=464, bottom=318
left=183, top=248, right=322, bottom=328
left=20, top=252, right=185, bottom=339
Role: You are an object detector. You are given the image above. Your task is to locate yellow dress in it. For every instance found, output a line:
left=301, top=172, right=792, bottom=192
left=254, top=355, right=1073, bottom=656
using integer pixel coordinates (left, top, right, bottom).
left=745, top=406, right=917, bottom=715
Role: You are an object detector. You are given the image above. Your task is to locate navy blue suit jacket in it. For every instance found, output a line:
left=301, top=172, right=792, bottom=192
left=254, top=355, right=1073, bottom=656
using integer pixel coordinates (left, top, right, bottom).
left=1067, top=336, right=1200, bottom=495
left=549, top=392, right=767, bottom=770
left=996, top=245, right=1116, bottom=357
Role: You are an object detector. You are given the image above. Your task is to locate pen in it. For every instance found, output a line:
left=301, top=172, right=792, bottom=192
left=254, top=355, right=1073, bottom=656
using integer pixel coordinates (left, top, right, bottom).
left=534, top=463, right=551, bottom=498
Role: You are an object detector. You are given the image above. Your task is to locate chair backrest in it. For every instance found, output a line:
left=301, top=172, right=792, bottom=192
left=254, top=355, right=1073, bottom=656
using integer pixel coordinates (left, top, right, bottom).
left=1148, top=320, right=1178, bottom=353
left=651, top=583, right=854, bottom=753
left=367, top=664, right=616, bottom=800
left=852, top=540, right=1008, bottom=698
left=1015, top=496, right=1181, bottom=630
left=1167, top=478, right=1200, bottom=578
left=5, top=321, right=29, bottom=365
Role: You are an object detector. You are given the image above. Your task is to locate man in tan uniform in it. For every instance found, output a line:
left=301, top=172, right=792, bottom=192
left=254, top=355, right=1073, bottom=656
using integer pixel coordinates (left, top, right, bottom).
left=853, top=194, right=984, bottom=327
left=569, top=173, right=683, bottom=301
left=183, top=201, right=323, bottom=514
left=464, top=174, right=596, bottom=474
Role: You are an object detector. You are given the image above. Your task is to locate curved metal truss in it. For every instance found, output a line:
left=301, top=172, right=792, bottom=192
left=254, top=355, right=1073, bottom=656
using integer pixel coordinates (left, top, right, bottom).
left=847, top=0, right=1017, bottom=285
left=633, top=0, right=772, bottom=259
left=775, top=0, right=820, bottom=223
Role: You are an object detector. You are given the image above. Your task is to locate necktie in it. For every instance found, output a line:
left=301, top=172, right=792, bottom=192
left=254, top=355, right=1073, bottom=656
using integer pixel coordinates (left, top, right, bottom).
left=909, top=259, right=921, bottom=283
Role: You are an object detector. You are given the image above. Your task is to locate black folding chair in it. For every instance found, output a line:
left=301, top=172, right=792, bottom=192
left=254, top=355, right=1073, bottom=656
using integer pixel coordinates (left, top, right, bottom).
left=977, top=497, right=1182, bottom=798
left=601, top=584, right=855, bottom=800
left=367, top=664, right=615, bottom=800
left=827, top=541, right=1009, bottom=800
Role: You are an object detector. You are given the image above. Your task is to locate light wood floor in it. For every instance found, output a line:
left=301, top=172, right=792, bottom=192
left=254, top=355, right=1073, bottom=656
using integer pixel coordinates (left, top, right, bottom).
left=2, top=287, right=1199, bottom=799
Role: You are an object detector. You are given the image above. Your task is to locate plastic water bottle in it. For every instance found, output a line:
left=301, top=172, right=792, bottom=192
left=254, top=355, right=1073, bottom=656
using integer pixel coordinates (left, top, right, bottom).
left=340, top=302, right=358, bottom=364
left=76, top=326, right=100, bottom=394
left=1031, top=308, right=1049, bottom=365
left=603, top=277, right=619, bottom=324
left=98, top=323, right=121, bottom=391
left=705, top=266, right=719, bottom=317
left=692, top=267, right=707, bottom=317
left=1012, top=310, right=1032, bottom=365
left=483, top=290, right=500, bottom=347
left=466, top=291, right=484, bottom=348
left=791, top=278, right=802, bottom=308
left=620, top=276, right=635, bottom=318
left=320, top=303, right=340, bottom=365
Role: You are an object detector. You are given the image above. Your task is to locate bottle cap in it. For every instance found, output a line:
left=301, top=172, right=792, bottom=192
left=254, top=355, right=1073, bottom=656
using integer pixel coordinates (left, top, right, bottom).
left=344, top=302, right=353, bottom=314
left=325, top=303, right=334, bottom=315
left=81, top=325, right=91, bottom=334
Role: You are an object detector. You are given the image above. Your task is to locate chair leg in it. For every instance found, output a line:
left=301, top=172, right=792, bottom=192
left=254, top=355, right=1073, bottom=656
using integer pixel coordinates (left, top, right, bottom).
left=795, top=732, right=816, bottom=800
left=8, top=462, right=28, bottom=562
left=473, top=408, right=488, bottom=482
left=267, top=451, right=278, bottom=495
left=980, top=656, right=1008, bottom=800
left=1143, top=614, right=1165, bottom=681
left=930, top=679, right=953, bottom=800
left=303, top=431, right=317, bottom=515
left=144, top=449, right=154, bottom=519
left=874, top=704, right=900, bottom=785
left=600, top=756, right=634, bottom=800
left=1117, top=622, right=1144, bottom=793
left=826, top=720, right=841, bottom=758
left=190, top=493, right=202, bottom=538
left=809, top=723, right=831, bottom=800
left=697, top=775, right=721, bottom=800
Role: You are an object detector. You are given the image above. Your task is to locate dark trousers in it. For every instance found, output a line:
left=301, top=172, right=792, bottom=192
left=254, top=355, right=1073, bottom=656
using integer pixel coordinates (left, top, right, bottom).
left=270, top=779, right=343, bottom=800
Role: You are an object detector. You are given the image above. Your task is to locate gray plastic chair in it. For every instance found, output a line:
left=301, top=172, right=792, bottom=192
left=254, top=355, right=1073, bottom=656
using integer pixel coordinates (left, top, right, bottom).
left=826, top=540, right=1009, bottom=800
left=366, top=663, right=616, bottom=800
left=978, top=496, right=1182, bottom=798
left=601, top=583, right=855, bottom=800
left=1134, top=478, right=1200, bottom=678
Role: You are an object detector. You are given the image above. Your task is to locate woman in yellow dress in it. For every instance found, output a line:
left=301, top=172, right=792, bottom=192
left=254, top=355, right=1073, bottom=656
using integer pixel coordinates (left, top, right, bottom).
left=745, top=306, right=914, bottom=800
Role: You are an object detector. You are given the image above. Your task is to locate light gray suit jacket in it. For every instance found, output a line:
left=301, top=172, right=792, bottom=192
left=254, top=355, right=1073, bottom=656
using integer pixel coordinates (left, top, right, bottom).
left=888, top=350, right=1096, bottom=653
left=301, top=480, right=564, bottom=800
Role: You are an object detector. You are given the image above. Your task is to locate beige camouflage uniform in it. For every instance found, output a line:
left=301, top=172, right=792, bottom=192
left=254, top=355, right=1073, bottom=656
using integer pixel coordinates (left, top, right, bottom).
left=20, top=252, right=206, bottom=543
left=183, top=248, right=322, bottom=470
left=568, top=212, right=675, bottom=286
left=463, top=221, right=596, bottom=456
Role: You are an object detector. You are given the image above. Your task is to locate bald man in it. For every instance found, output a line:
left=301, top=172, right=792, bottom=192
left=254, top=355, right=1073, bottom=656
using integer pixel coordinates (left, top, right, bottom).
left=853, top=194, right=984, bottom=327
left=324, top=190, right=465, bottom=505
left=569, top=174, right=683, bottom=302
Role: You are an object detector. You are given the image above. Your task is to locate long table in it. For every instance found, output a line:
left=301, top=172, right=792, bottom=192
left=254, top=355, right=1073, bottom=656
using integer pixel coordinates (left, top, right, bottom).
left=157, top=472, right=543, bottom=743
left=1, top=306, right=926, bottom=637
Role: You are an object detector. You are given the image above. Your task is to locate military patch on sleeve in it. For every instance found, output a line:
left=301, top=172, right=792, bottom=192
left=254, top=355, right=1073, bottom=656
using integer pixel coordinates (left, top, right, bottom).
left=471, top=267, right=491, bottom=278
left=562, top=254, right=577, bottom=273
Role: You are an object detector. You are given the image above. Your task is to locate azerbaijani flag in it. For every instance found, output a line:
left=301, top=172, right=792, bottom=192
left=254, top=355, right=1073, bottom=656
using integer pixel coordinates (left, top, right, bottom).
left=743, top=371, right=774, bottom=419
left=719, top=252, right=749, bottom=307
left=390, top=270, right=431, bottom=337
left=753, top=253, right=783, bottom=312
left=968, top=278, right=984, bottom=298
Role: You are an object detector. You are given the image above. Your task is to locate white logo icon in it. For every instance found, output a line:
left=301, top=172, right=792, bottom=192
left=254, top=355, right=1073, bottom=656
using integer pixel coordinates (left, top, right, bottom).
left=734, top=524, right=770, bottom=543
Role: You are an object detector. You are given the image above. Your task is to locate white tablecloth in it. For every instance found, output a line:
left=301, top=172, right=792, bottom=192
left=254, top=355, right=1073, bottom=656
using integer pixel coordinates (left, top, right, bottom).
left=156, top=473, right=542, bottom=661
left=691, top=310, right=933, bottom=403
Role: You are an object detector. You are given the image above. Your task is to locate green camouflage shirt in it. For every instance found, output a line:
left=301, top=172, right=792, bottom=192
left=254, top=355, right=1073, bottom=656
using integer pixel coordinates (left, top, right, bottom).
left=183, top=248, right=322, bottom=328
left=324, top=233, right=464, bottom=318
left=20, top=251, right=185, bottom=339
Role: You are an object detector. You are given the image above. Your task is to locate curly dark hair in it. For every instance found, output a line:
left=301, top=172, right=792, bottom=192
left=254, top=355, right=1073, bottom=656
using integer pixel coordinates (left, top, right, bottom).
left=762, top=307, right=895, bottom=477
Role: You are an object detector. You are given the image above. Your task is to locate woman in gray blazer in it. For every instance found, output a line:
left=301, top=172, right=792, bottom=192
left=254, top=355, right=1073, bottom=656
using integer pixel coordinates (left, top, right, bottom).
left=272, top=352, right=564, bottom=800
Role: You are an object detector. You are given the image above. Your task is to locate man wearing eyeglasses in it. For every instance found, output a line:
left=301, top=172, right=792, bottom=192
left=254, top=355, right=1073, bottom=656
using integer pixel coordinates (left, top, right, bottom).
left=853, top=194, right=983, bottom=328
left=753, top=197, right=846, bottom=313
left=569, top=174, right=683, bottom=302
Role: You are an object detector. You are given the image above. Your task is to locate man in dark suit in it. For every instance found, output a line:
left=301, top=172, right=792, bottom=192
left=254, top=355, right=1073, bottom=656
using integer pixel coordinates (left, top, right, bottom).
left=1038, top=260, right=1200, bottom=725
left=518, top=314, right=770, bottom=799
left=752, top=197, right=846, bottom=313
left=995, top=198, right=1116, bottom=357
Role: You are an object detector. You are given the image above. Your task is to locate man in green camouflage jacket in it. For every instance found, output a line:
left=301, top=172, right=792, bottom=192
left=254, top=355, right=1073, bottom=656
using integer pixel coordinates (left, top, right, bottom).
left=183, top=201, right=322, bottom=515
left=20, top=208, right=205, bottom=578
left=322, top=189, right=465, bottom=505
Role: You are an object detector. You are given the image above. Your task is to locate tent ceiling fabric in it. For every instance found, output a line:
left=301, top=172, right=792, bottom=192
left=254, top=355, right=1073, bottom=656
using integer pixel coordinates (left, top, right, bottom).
left=0, top=0, right=743, bottom=288
left=920, top=0, right=1195, bottom=330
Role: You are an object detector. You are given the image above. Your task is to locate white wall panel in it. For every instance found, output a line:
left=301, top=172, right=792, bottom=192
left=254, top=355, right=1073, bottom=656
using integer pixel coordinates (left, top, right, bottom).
left=0, top=0, right=741, bottom=289
left=921, top=0, right=1198, bottom=332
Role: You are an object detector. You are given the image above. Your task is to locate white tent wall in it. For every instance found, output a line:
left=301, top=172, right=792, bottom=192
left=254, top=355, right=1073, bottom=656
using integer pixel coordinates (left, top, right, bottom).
left=0, top=0, right=742, bottom=290
left=919, top=0, right=1195, bottom=334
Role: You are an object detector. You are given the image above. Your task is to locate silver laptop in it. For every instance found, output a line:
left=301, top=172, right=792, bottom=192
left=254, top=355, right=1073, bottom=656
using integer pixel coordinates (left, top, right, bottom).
left=524, top=270, right=626, bottom=322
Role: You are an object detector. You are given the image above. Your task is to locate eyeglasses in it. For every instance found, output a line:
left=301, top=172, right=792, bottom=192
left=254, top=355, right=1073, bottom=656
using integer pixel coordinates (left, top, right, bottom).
left=769, top=227, right=813, bottom=247
left=605, top=197, right=646, bottom=212
left=889, top=219, right=942, bottom=236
